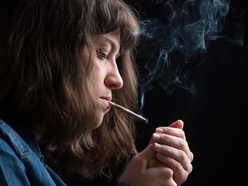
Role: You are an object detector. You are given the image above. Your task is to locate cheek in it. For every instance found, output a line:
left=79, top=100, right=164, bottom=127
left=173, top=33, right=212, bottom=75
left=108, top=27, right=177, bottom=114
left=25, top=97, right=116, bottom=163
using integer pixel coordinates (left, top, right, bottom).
left=91, top=64, right=105, bottom=87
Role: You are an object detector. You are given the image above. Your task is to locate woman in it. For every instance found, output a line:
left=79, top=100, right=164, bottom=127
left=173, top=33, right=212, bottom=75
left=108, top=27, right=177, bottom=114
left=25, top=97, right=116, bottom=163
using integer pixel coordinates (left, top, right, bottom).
left=0, top=0, right=193, bottom=185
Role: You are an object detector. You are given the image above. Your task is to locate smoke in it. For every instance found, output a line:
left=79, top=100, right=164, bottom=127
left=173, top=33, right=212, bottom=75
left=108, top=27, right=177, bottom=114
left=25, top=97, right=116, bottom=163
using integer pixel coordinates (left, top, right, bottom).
left=138, top=0, right=230, bottom=112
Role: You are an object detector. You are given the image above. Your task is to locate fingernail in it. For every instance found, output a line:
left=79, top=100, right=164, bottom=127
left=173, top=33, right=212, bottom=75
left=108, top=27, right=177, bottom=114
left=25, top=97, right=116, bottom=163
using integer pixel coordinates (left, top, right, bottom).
left=156, top=128, right=164, bottom=133
left=153, top=133, right=160, bottom=140
left=154, top=143, right=162, bottom=150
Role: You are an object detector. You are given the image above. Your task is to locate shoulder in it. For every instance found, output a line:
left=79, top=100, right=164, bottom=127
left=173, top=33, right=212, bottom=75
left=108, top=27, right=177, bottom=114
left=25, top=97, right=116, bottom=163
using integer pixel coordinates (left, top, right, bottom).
left=0, top=119, right=66, bottom=186
left=0, top=129, right=24, bottom=162
left=0, top=119, right=35, bottom=174
left=0, top=119, right=30, bottom=155
left=0, top=119, right=28, bottom=161
left=0, top=131, right=21, bottom=156
left=0, top=119, right=41, bottom=164
left=0, top=120, right=30, bottom=185
left=0, top=119, right=22, bottom=154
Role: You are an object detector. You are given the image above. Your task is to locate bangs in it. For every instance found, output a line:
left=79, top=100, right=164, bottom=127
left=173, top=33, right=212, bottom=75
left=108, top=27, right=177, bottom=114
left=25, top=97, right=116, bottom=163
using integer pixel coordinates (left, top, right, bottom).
left=93, top=0, right=140, bottom=53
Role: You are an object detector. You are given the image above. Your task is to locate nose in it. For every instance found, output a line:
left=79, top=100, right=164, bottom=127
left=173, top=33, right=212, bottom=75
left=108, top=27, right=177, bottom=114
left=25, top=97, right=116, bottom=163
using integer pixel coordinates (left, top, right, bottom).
left=104, top=62, right=123, bottom=90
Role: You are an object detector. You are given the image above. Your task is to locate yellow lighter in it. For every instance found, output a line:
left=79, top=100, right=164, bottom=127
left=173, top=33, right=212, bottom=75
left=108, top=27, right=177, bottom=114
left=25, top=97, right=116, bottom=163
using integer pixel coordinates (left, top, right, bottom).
left=148, top=159, right=161, bottom=168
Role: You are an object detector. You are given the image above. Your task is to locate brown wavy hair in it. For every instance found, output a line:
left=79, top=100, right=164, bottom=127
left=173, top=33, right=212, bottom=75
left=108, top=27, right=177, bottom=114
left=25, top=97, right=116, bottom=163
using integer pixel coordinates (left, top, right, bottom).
left=0, top=0, right=140, bottom=178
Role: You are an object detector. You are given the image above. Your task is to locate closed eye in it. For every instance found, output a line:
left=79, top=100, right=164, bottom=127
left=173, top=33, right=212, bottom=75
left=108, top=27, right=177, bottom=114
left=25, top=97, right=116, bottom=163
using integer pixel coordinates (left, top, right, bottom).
left=97, top=49, right=109, bottom=60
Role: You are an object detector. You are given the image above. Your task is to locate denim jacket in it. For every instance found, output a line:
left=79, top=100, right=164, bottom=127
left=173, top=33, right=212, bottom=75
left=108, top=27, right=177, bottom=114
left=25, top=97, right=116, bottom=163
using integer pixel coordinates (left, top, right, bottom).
left=0, top=119, right=132, bottom=186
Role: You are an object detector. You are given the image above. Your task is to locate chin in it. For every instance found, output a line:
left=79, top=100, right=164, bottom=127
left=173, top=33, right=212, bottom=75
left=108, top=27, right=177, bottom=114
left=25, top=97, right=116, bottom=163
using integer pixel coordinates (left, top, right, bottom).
left=93, top=115, right=104, bottom=129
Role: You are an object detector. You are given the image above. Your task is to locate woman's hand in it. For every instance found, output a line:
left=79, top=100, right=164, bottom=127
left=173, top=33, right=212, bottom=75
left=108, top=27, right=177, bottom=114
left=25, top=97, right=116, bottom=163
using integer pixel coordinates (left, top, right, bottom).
left=150, top=120, right=194, bottom=185
left=119, top=120, right=193, bottom=186
left=119, top=143, right=177, bottom=186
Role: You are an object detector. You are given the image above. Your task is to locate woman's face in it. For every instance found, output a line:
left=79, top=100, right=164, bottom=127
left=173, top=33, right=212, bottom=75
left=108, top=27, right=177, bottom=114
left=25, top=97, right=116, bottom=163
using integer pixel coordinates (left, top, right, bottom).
left=90, top=31, right=123, bottom=128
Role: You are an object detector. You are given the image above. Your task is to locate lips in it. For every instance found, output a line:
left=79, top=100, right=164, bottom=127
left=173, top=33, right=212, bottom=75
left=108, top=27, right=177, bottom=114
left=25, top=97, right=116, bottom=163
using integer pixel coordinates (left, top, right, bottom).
left=100, top=96, right=112, bottom=109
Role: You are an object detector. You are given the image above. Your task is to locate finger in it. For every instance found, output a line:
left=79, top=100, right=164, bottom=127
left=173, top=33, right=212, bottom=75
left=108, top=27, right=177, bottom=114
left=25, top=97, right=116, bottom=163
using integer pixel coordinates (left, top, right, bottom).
left=148, top=134, right=154, bottom=145
left=134, top=145, right=178, bottom=186
left=169, top=120, right=184, bottom=129
left=154, top=144, right=192, bottom=172
left=155, top=153, right=192, bottom=185
left=152, top=133, right=193, bottom=161
left=133, top=144, right=156, bottom=169
left=147, top=164, right=177, bottom=186
left=156, top=126, right=186, bottom=140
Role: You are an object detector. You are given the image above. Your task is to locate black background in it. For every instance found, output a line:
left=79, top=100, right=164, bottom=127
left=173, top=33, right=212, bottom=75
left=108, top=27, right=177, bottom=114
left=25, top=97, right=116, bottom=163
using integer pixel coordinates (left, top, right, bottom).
left=134, top=0, right=248, bottom=185
left=64, top=0, right=248, bottom=185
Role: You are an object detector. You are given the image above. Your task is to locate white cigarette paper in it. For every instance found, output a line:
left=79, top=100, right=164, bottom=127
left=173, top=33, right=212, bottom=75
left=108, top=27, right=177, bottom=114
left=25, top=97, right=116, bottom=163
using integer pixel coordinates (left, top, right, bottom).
left=108, top=101, right=148, bottom=124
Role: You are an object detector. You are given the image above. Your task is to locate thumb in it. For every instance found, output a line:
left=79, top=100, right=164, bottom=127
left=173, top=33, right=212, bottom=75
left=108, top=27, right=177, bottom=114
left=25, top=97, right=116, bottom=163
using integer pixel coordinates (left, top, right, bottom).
left=169, top=120, right=184, bottom=129
left=137, top=144, right=156, bottom=168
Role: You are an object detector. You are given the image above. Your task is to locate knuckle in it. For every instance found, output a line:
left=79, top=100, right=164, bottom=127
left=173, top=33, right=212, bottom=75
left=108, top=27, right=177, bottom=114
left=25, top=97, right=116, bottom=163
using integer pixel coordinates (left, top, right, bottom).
left=174, top=168, right=188, bottom=185
left=131, top=155, right=143, bottom=167
left=161, top=167, right=173, bottom=178
left=189, top=163, right=193, bottom=173
left=167, top=168, right=174, bottom=178
left=181, top=171, right=189, bottom=184
left=178, top=170, right=189, bottom=185
left=179, top=151, right=187, bottom=162
left=175, top=162, right=183, bottom=173
left=179, top=138, right=186, bottom=149
left=190, top=152, right=194, bottom=162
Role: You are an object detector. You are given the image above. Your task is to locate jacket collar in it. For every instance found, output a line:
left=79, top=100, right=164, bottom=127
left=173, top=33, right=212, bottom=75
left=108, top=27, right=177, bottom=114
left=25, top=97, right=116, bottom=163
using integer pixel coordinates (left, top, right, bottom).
left=4, top=117, right=44, bottom=161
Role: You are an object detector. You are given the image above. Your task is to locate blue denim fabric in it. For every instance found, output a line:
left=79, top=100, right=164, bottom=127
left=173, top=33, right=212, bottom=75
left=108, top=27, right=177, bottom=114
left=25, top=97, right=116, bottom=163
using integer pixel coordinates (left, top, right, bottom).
left=0, top=119, right=133, bottom=186
left=0, top=119, right=66, bottom=186
left=117, top=182, right=132, bottom=186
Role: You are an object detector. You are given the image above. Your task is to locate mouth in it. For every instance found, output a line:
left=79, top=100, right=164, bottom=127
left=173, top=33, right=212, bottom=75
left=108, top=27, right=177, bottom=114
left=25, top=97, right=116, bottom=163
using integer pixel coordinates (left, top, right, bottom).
left=100, top=96, right=112, bottom=109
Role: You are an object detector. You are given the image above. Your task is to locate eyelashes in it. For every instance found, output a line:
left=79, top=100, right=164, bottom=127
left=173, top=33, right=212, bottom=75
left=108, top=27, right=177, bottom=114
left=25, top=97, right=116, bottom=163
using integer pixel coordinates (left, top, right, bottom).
left=97, top=49, right=109, bottom=60
left=97, top=48, right=121, bottom=61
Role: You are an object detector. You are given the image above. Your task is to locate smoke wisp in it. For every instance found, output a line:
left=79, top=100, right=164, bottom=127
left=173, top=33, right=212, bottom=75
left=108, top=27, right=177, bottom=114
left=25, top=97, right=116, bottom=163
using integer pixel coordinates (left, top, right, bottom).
left=138, top=0, right=230, bottom=112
